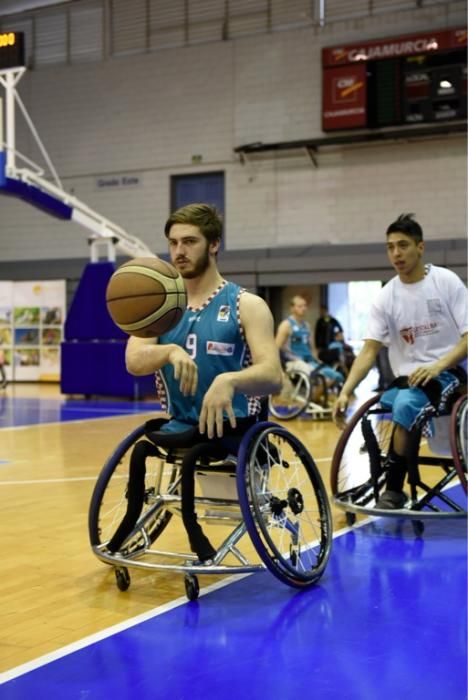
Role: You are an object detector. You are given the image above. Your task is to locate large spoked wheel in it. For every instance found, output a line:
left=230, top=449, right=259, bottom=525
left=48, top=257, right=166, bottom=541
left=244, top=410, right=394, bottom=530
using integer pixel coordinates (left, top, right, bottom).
left=269, top=369, right=310, bottom=420
left=88, top=424, right=179, bottom=554
left=450, top=394, right=467, bottom=493
left=330, top=395, right=392, bottom=506
left=237, top=422, right=332, bottom=588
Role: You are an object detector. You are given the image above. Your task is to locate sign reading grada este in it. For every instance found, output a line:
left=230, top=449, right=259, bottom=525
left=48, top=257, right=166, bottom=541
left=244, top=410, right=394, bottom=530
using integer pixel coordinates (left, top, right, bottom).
left=96, top=174, right=142, bottom=189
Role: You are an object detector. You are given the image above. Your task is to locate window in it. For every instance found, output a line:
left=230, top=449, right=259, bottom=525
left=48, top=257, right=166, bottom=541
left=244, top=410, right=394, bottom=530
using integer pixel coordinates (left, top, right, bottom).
left=170, top=171, right=225, bottom=247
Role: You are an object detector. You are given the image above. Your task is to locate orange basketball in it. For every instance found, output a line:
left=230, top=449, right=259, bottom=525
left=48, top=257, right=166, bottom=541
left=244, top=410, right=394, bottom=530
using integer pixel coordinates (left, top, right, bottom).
left=106, top=257, right=187, bottom=338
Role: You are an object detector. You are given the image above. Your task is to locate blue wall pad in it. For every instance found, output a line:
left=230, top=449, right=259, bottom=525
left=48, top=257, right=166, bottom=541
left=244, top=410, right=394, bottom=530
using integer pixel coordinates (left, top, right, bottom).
left=62, top=262, right=154, bottom=398
left=61, top=341, right=155, bottom=399
left=65, top=261, right=126, bottom=341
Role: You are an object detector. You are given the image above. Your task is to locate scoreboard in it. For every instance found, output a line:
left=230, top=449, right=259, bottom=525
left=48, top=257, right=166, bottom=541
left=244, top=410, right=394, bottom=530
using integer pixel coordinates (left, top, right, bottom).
left=0, top=32, right=25, bottom=70
left=322, top=27, right=467, bottom=131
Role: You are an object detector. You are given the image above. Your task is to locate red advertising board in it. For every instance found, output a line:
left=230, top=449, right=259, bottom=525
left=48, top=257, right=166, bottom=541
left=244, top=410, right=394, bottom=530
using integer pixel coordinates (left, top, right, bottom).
left=322, top=27, right=467, bottom=67
left=322, top=63, right=367, bottom=130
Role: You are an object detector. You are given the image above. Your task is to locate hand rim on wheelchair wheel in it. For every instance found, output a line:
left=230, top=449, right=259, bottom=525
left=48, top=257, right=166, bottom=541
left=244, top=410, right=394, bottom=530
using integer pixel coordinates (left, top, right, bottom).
left=236, top=422, right=332, bottom=588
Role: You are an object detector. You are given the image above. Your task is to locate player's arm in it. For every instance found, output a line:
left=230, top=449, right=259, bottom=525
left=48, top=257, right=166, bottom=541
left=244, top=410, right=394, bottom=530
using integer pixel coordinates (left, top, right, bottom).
left=199, top=293, right=282, bottom=438
left=275, top=319, right=291, bottom=353
left=408, top=332, right=468, bottom=387
left=125, top=335, right=197, bottom=396
left=333, top=339, right=382, bottom=428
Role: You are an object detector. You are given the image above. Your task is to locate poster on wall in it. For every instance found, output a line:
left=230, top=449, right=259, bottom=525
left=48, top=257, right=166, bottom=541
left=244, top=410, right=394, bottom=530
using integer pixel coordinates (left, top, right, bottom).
left=11, top=280, right=66, bottom=382
left=0, top=281, right=14, bottom=383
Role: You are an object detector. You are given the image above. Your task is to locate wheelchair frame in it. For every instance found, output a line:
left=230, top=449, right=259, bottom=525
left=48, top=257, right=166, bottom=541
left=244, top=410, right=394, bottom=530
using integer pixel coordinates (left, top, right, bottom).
left=89, top=419, right=333, bottom=600
left=330, top=392, right=467, bottom=533
left=268, top=365, right=339, bottom=421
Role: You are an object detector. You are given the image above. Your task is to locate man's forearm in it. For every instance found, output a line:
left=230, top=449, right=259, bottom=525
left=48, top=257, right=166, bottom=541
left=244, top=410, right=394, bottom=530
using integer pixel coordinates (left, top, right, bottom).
left=340, top=347, right=379, bottom=396
left=435, top=334, right=468, bottom=373
left=221, top=363, right=282, bottom=397
left=126, top=342, right=178, bottom=375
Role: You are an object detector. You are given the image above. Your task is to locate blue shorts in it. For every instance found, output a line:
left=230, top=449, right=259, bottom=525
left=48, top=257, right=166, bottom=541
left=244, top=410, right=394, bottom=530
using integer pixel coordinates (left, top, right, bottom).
left=379, top=370, right=461, bottom=432
left=319, top=365, right=344, bottom=384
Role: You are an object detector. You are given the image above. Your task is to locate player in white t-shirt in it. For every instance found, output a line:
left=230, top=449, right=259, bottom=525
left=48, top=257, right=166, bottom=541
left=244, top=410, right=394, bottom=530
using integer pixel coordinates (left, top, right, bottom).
left=332, top=213, right=468, bottom=509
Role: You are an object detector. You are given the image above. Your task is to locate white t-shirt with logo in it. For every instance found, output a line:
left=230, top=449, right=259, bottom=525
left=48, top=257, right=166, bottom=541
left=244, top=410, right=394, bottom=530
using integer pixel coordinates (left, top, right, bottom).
left=365, top=264, right=468, bottom=376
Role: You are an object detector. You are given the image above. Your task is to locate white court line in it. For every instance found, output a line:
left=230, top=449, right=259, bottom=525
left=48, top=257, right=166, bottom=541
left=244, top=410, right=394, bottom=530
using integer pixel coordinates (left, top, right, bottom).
left=0, top=518, right=367, bottom=685
left=0, top=476, right=99, bottom=485
left=0, top=451, right=336, bottom=680
left=0, top=411, right=161, bottom=432
left=0, top=457, right=332, bottom=485
left=0, top=572, right=252, bottom=685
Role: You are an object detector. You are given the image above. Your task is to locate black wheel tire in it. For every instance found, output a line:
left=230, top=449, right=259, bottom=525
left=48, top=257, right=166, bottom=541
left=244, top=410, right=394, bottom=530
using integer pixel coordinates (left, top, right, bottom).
left=115, top=567, right=131, bottom=591
left=184, top=574, right=200, bottom=601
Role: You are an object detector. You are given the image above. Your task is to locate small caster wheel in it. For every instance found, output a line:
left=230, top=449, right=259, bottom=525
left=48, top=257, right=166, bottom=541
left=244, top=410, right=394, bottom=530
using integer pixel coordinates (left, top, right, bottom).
left=184, top=574, right=200, bottom=601
left=346, top=511, right=356, bottom=526
left=412, top=520, right=424, bottom=537
left=115, top=567, right=130, bottom=591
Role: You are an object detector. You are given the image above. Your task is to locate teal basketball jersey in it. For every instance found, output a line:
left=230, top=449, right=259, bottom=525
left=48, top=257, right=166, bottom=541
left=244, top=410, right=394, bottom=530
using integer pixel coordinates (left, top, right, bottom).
left=288, top=316, right=314, bottom=363
left=156, top=281, right=261, bottom=429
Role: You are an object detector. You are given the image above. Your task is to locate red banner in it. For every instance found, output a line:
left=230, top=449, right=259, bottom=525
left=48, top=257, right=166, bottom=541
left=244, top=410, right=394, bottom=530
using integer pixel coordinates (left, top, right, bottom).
left=322, top=64, right=367, bottom=130
left=322, top=27, right=467, bottom=67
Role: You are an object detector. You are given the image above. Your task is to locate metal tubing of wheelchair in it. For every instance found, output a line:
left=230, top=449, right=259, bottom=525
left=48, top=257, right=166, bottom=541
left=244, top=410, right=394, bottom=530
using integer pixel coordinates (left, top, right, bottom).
left=91, top=547, right=265, bottom=576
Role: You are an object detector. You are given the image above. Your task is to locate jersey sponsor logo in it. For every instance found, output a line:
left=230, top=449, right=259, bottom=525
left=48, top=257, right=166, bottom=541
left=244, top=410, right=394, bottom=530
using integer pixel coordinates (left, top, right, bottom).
left=217, top=305, right=231, bottom=322
left=206, top=341, right=235, bottom=356
left=400, top=322, right=438, bottom=344
left=400, top=327, right=415, bottom=344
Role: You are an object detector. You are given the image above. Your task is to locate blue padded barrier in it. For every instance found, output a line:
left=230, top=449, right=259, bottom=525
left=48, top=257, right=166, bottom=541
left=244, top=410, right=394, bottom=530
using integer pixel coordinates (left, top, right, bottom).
left=61, top=262, right=155, bottom=399
left=61, top=341, right=155, bottom=399
left=64, top=261, right=125, bottom=342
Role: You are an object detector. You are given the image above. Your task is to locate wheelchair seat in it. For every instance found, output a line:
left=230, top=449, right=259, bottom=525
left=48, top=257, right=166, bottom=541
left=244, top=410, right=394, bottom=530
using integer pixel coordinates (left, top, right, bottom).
left=88, top=418, right=333, bottom=600
left=330, top=392, right=467, bottom=533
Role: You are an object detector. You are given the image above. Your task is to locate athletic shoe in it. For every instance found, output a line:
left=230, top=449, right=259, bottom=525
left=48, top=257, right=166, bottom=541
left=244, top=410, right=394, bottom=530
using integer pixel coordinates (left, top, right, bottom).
left=375, top=490, right=407, bottom=510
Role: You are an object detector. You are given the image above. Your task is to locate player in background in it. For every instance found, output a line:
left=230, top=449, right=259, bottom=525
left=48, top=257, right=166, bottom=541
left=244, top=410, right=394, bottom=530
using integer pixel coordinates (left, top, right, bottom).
left=276, top=295, right=344, bottom=386
left=333, top=213, right=468, bottom=509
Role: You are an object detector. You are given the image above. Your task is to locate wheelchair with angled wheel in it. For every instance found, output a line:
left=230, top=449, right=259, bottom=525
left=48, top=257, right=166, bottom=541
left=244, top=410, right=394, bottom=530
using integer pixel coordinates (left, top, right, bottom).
left=269, top=360, right=343, bottom=421
left=330, top=391, right=467, bottom=535
left=88, top=415, right=333, bottom=600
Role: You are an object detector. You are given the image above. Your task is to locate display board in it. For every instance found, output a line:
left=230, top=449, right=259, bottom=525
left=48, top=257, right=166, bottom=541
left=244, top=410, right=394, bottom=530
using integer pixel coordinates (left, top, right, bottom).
left=0, top=32, right=25, bottom=69
left=322, top=27, right=467, bottom=131
left=0, top=280, right=65, bottom=382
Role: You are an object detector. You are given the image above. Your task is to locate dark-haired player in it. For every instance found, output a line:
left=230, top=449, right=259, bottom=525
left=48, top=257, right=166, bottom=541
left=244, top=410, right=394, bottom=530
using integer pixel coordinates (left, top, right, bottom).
left=333, top=213, right=468, bottom=509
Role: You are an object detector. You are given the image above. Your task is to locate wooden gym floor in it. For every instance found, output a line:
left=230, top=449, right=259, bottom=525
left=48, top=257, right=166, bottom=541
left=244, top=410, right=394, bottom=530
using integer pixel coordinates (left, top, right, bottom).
left=0, top=381, right=466, bottom=699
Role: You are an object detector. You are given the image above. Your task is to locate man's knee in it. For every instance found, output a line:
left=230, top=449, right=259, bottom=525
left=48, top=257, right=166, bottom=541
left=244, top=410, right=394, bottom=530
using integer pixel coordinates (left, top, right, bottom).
left=391, top=388, right=428, bottom=432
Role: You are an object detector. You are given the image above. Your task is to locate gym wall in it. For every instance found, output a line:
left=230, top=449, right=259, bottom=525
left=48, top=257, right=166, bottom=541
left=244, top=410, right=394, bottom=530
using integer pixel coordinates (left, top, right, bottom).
left=0, top=1, right=466, bottom=283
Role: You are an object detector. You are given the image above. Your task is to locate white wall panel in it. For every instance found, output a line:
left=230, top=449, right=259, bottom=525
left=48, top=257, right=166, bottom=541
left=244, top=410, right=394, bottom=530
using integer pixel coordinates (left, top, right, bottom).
left=0, top=1, right=466, bottom=264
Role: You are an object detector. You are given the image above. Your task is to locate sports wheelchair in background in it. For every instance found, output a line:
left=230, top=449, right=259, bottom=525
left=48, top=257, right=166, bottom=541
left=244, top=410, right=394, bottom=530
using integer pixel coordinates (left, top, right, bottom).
left=330, top=391, right=467, bottom=534
left=269, top=361, right=343, bottom=421
left=89, top=417, right=332, bottom=601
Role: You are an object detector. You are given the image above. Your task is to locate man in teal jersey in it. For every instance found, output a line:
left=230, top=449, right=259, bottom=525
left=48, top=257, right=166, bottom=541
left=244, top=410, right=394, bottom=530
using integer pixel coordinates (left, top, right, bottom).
left=276, top=295, right=344, bottom=385
left=126, top=203, right=282, bottom=560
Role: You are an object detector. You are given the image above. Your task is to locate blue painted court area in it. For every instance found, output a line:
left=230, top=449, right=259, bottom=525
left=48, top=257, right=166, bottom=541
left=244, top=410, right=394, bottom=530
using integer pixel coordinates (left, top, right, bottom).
left=1, top=516, right=466, bottom=700
left=0, top=396, right=162, bottom=428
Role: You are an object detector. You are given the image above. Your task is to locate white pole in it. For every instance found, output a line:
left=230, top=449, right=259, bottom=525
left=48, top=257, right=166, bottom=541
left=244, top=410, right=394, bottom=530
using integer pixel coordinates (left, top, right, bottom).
left=5, top=71, right=15, bottom=170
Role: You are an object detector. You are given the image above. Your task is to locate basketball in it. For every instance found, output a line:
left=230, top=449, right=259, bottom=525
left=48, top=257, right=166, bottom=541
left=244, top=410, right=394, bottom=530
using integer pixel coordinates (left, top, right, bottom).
left=106, top=257, right=187, bottom=338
